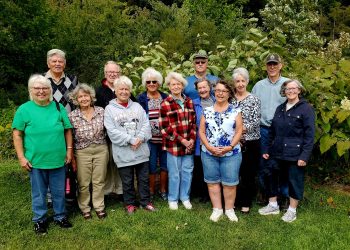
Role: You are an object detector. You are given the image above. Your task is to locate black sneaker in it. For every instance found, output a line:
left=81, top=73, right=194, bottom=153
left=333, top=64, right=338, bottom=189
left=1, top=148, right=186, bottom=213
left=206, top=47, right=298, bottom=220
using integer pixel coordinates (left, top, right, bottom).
left=34, top=221, right=47, bottom=235
left=54, top=217, right=72, bottom=228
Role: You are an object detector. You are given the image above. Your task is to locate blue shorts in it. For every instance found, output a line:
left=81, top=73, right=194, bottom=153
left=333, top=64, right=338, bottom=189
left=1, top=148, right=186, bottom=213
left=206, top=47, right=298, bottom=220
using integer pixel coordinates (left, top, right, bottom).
left=201, top=151, right=242, bottom=186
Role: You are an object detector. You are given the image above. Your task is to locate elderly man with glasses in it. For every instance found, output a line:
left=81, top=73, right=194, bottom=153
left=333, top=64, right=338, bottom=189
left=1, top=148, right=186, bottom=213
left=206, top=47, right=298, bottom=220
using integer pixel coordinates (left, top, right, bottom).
left=184, top=51, right=219, bottom=100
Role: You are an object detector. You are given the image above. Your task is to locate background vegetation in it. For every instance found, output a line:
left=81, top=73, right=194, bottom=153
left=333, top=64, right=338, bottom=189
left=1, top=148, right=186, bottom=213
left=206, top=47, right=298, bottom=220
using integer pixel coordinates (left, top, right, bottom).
left=1, top=0, right=350, bottom=182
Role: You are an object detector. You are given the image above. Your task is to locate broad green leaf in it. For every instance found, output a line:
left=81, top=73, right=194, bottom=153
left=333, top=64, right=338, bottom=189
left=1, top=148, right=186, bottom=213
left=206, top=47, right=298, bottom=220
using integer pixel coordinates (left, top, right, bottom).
left=216, top=45, right=226, bottom=49
left=336, top=110, right=350, bottom=123
left=125, top=63, right=133, bottom=68
left=248, top=28, right=263, bottom=37
left=132, top=57, right=146, bottom=63
left=155, top=44, right=166, bottom=53
left=339, top=59, right=350, bottom=72
left=242, top=40, right=258, bottom=48
left=230, top=39, right=237, bottom=50
left=207, top=65, right=220, bottom=76
left=319, top=134, right=337, bottom=154
left=336, top=141, right=350, bottom=156
left=247, top=57, right=257, bottom=66
left=321, top=64, right=336, bottom=78
left=321, top=122, right=331, bottom=133
left=226, top=59, right=238, bottom=70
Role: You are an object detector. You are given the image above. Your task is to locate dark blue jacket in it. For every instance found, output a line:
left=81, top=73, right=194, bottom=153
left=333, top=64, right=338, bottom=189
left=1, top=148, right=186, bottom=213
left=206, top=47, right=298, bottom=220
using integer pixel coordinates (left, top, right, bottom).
left=137, top=91, right=168, bottom=114
left=266, top=98, right=315, bottom=162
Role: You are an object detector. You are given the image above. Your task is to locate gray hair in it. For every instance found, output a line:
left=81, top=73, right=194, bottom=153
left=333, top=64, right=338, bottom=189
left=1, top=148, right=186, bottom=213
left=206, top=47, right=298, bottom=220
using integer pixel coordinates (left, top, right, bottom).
left=232, top=67, right=249, bottom=83
left=164, top=72, right=187, bottom=88
left=69, top=83, right=96, bottom=106
left=280, top=79, right=306, bottom=97
left=114, top=75, right=133, bottom=90
left=194, top=78, right=212, bottom=90
left=28, top=74, right=53, bottom=101
left=104, top=61, right=120, bottom=72
left=47, top=49, right=66, bottom=63
left=141, top=67, right=163, bottom=87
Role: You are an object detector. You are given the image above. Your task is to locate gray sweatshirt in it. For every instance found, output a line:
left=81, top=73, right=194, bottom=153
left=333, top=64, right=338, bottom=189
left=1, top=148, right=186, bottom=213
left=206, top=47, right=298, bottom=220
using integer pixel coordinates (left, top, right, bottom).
left=104, top=99, right=151, bottom=168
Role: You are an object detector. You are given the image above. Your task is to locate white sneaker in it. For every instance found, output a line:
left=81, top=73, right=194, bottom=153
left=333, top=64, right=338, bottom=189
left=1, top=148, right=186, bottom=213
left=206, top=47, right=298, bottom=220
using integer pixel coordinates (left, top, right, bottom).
left=182, top=200, right=192, bottom=210
left=281, top=210, right=297, bottom=223
left=168, top=201, right=178, bottom=210
left=225, top=209, right=238, bottom=222
left=210, top=208, right=223, bottom=222
left=258, top=204, right=280, bottom=215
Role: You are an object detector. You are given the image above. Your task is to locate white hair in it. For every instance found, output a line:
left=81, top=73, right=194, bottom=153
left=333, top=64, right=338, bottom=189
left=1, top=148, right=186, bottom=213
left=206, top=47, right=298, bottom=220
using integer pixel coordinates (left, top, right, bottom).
left=114, top=75, right=133, bottom=90
left=47, top=49, right=66, bottom=63
left=28, top=74, right=53, bottom=101
left=232, top=67, right=250, bottom=83
left=141, top=67, right=163, bottom=87
left=164, top=72, right=187, bottom=88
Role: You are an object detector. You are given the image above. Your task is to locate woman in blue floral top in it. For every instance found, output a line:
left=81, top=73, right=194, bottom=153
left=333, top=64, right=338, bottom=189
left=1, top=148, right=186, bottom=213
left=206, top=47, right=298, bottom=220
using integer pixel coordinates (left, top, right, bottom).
left=199, top=80, right=243, bottom=222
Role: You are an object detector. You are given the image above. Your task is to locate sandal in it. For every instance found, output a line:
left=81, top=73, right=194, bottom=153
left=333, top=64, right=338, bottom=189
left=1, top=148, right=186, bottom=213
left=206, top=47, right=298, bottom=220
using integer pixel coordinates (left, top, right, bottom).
left=82, top=211, right=92, bottom=220
left=96, top=210, right=107, bottom=219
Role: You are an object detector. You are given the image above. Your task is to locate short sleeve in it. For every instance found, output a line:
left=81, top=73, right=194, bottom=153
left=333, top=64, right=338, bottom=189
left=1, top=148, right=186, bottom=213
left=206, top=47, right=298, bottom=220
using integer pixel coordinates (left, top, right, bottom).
left=59, top=104, right=73, bottom=129
left=12, top=106, right=25, bottom=131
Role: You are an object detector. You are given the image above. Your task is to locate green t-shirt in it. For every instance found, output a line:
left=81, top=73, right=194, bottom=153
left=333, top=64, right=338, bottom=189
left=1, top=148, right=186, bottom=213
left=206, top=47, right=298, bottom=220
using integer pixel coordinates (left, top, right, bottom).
left=12, top=101, right=72, bottom=169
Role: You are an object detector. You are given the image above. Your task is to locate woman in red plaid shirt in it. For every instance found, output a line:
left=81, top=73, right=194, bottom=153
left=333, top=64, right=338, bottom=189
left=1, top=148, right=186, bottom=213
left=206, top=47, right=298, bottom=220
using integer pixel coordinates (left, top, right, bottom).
left=159, top=72, right=196, bottom=210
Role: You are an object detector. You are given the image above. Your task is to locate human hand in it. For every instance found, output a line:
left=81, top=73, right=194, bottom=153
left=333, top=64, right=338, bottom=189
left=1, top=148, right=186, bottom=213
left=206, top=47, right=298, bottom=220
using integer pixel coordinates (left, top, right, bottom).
left=131, top=138, right=142, bottom=150
left=19, top=157, right=32, bottom=172
left=71, top=156, right=77, bottom=172
left=297, top=160, right=307, bottom=167
left=262, top=154, right=269, bottom=160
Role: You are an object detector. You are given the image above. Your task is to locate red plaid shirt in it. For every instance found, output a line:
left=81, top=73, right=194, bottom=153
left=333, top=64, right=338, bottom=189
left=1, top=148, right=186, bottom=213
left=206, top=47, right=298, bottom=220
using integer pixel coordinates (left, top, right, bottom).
left=159, top=94, right=196, bottom=156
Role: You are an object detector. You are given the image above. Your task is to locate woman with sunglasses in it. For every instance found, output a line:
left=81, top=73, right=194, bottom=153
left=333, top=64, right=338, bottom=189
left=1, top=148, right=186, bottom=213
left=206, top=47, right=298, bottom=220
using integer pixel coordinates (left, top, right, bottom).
left=138, top=68, right=168, bottom=201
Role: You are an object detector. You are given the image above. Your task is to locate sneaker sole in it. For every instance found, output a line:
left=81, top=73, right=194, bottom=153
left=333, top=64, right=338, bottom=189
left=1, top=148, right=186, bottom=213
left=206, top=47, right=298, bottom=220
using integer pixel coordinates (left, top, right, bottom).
left=258, top=210, right=280, bottom=215
left=282, top=217, right=296, bottom=223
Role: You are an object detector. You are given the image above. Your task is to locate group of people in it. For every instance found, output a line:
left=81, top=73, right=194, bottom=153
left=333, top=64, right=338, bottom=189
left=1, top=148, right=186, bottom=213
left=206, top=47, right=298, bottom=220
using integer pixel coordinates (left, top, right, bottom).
left=12, top=49, right=315, bottom=235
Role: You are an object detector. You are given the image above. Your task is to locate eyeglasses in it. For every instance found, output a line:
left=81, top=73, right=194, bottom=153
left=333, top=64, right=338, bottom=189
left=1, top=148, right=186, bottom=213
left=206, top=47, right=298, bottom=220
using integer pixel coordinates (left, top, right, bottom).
left=285, top=87, right=299, bottom=92
left=214, top=89, right=229, bottom=94
left=105, top=71, right=120, bottom=75
left=146, top=80, right=158, bottom=85
left=32, top=87, right=50, bottom=92
left=195, top=60, right=207, bottom=65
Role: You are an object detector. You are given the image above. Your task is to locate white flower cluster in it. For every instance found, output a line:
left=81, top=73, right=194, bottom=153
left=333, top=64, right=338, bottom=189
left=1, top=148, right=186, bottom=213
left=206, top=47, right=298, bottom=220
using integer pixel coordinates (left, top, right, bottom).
left=340, top=96, right=350, bottom=111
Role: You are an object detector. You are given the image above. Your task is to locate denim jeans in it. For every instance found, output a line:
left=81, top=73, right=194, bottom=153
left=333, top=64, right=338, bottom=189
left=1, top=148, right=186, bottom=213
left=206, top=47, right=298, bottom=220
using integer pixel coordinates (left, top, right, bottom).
left=167, top=153, right=194, bottom=202
left=265, top=159, right=305, bottom=200
left=30, top=167, right=66, bottom=222
left=148, top=142, right=167, bottom=174
left=259, top=126, right=288, bottom=197
left=201, top=151, right=242, bottom=186
left=118, top=162, right=150, bottom=206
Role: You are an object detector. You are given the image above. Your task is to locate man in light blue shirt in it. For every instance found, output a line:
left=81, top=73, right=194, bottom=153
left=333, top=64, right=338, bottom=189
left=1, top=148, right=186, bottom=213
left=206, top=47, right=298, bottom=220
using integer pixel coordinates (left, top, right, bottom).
left=184, top=51, right=219, bottom=100
left=252, top=53, right=289, bottom=206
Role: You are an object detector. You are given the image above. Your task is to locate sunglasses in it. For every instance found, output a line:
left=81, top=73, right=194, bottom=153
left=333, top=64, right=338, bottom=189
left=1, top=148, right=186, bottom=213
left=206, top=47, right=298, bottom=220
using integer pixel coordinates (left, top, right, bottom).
left=146, top=80, right=158, bottom=85
left=195, top=60, right=207, bottom=65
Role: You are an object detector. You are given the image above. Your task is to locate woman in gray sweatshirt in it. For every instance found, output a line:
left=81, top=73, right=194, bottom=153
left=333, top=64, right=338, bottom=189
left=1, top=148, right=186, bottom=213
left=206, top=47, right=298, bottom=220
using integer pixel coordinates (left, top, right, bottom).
left=104, top=76, right=155, bottom=214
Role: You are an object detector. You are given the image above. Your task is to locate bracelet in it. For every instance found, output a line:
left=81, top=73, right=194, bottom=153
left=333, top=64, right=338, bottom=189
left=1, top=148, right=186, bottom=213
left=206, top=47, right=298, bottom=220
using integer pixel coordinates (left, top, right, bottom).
left=230, top=145, right=234, bottom=150
left=67, top=146, right=73, bottom=149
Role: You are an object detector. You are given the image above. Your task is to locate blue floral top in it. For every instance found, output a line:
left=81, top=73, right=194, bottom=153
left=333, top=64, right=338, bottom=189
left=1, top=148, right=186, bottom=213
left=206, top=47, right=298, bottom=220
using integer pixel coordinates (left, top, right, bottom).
left=202, top=104, right=241, bottom=156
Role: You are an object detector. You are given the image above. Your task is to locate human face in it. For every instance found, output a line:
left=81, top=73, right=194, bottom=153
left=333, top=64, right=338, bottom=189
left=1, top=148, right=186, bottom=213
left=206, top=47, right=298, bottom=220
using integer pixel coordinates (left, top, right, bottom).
left=104, top=64, right=121, bottom=86
left=266, top=62, right=282, bottom=79
left=214, top=83, right=230, bottom=103
left=234, top=74, right=248, bottom=94
left=197, top=81, right=210, bottom=99
left=145, top=77, right=160, bottom=93
left=47, top=55, right=66, bottom=75
left=285, top=82, right=301, bottom=103
left=31, top=83, right=51, bottom=105
left=169, top=79, right=184, bottom=97
left=115, top=84, right=131, bottom=103
left=194, top=59, right=208, bottom=75
left=77, top=90, right=92, bottom=109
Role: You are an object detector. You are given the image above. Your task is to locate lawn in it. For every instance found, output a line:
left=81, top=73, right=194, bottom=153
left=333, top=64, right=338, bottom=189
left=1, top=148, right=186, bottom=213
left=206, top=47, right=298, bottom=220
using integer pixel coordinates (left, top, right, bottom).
left=1, top=160, right=349, bottom=250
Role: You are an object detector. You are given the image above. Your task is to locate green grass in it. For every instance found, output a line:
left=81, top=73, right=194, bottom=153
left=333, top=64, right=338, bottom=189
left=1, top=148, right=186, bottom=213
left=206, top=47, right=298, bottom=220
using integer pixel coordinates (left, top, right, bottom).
left=1, top=160, right=350, bottom=250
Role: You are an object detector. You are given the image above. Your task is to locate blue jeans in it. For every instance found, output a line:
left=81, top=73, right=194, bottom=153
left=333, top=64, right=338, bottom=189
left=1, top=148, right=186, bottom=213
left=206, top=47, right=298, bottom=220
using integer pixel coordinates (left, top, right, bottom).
left=30, top=167, right=66, bottom=222
left=201, top=151, right=242, bottom=186
left=266, top=159, right=305, bottom=200
left=148, top=142, right=167, bottom=174
left=167, top=153, right=194, bottom=202
left=259, top=126, right=288, bottom=197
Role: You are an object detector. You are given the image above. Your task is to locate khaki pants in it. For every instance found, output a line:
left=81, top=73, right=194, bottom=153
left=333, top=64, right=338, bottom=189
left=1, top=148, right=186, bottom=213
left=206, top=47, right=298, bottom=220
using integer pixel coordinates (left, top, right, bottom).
left=76, top=143, right=108, bottom=213
left=104, top=143, right=123, bottom=195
